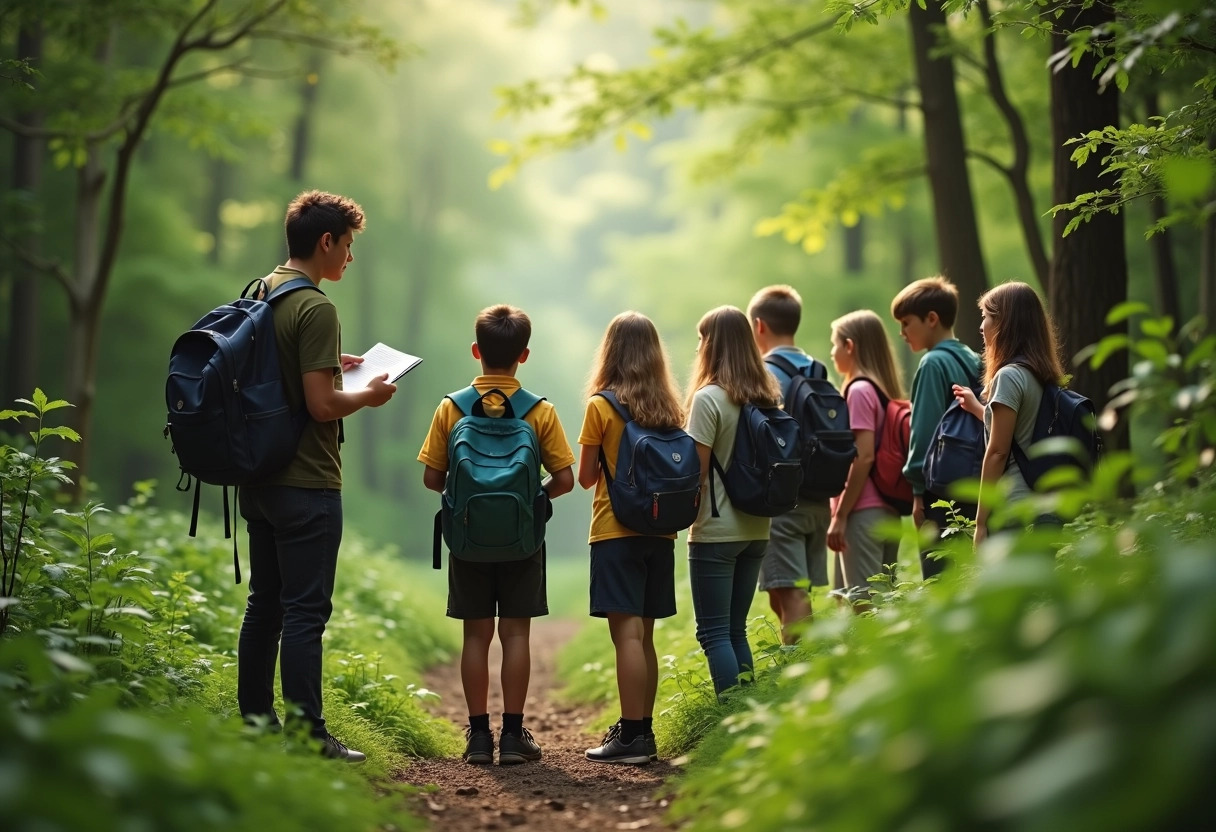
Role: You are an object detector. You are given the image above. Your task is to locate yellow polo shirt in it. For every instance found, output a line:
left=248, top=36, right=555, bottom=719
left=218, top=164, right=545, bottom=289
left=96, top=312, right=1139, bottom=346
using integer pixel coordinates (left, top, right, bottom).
left=578, top=395, right=678, bottom=544
left=417, top=375, right=575, bottom=477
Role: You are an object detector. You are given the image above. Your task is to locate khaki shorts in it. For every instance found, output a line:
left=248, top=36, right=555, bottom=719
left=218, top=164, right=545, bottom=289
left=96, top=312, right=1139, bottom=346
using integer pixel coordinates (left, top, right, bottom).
left=758, top=500, right=830, bottom=590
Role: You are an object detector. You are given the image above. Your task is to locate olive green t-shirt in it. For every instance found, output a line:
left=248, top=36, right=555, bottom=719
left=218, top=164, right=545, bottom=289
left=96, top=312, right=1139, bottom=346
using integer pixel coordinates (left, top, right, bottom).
left=257, top=266, right=343, bottom=489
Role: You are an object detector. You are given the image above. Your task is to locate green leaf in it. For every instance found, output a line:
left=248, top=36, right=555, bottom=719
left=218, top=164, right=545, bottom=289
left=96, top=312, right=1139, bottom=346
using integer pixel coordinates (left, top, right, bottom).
left=1086, top=334, right=1130, bottom=369
left=1105, top=301, right=1151, bottom=326
left=36, top=426, right=82, bottom=443
left=1161, top=157, right=1214, bottom=204
left=0, top=409, right=36, bottom=421
left=1140, top=317, right=1174, bottom=339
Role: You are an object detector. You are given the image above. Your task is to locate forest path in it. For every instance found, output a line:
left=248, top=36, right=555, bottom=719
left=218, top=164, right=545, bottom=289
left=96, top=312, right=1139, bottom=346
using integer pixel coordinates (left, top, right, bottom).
left=399, top=619, right=678, bottom=831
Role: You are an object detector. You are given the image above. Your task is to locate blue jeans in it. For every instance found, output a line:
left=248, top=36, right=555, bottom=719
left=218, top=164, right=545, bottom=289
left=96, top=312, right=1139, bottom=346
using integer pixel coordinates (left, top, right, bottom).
left=238, top=486, right=342, bottom=738
left=688, top=540, right=767, bottom=696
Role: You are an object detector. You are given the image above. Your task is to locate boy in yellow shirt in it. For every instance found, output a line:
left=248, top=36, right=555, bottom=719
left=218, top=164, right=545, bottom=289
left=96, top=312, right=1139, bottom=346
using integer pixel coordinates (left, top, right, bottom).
left=418, top=304, right=575, bottom=765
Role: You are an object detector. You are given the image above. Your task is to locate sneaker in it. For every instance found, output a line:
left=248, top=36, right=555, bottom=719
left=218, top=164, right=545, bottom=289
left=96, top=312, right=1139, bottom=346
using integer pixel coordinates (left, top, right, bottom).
left=463, top=728, right=494, bottom=765
left=585, top=721, right=651, bottom=765
left=644, top=733, right=658, bottom=762
left=498, top=726, right=542, bottom=765
left=320, top=734, right=366, bottom=764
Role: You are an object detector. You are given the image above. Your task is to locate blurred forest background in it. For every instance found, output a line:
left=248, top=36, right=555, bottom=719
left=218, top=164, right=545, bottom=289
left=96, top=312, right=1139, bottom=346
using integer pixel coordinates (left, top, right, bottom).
left=1, top=0, right=1210, bottom=559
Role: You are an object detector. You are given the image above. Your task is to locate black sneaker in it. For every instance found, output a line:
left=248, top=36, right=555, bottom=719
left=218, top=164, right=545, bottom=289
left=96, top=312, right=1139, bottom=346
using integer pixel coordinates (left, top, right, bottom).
left=498, top=726, right=542, bottom=765
left=585, top=721, right=651, bottom=765
left=463, top=728, right=494, bottom=764
left=644, top=733, right=658, bottom=762
left=320, top=733, right=366, bottom=764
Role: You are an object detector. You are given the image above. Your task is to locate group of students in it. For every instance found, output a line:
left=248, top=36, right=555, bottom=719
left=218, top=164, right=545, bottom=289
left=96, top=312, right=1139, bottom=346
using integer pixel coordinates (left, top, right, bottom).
left=417, top=275, right=1070, bottom=768
left=227, top=190, right=1071, bottom=771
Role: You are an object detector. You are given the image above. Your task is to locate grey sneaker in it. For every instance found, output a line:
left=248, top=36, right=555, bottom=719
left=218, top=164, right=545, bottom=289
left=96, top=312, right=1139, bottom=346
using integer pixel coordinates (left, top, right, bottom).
left=585, top=721, right=651, bottom=765
left=463, top=728, right=494, bottom=764
left=320, top=733, right=366, bottom=764
left=644, top=733, right=658, bottom=762
left=498, top=727, right=542, bottom=765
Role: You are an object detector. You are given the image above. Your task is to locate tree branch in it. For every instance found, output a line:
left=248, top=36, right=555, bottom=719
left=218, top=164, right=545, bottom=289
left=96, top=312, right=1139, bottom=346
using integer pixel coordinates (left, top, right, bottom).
left=0, top=231, right=76, bottom=300
left=189, top=0, right=289, bottom=51
left=967, top=147, right=1012, bottom=178
left=745, top=87, right=915, bottom=112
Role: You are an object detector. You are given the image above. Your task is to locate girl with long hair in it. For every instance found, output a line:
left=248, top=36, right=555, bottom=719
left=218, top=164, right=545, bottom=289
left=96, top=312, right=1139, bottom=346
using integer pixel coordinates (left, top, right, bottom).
left=578, top=311, right=684, bottom=764
left=952, top=281, right=1065, bottom=544
left=684, top=305, right=780, bottom=696
left=826, top=310, right=905, bottom=608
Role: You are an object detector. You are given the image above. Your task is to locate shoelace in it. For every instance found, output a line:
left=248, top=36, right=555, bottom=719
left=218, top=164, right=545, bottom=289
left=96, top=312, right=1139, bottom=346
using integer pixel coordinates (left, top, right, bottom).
left=600, top=720, right=623, bottom=744
left=327, top=735, right=350, bottom=755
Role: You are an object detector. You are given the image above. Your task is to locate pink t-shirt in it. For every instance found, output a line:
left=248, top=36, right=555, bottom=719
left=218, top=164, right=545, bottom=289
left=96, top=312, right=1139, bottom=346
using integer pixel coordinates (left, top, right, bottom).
left=832, top=378, right=889, bottom=515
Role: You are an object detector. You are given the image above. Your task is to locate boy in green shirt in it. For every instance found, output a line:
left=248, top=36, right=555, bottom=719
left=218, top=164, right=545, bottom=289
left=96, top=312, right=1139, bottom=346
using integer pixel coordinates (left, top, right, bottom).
left=891, top=276, right=982, bottom=579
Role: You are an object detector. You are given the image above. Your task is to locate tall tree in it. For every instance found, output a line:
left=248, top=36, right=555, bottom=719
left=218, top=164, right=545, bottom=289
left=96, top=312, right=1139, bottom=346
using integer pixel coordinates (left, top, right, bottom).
left=0, top=1, right=398, bottom=492
left=1048, top=0, right=1127, bottom=424
left=908, top=0, right=988, bottom=344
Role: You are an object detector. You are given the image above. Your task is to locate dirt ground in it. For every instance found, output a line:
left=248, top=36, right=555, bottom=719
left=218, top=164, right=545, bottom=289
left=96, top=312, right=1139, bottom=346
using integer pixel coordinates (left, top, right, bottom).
left=398, top=619, right=679, bottom=831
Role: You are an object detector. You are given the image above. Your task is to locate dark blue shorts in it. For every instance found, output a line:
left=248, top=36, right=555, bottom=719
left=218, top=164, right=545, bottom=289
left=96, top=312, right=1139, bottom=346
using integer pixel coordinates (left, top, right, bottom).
left=589, top=537, right=677, bottom=619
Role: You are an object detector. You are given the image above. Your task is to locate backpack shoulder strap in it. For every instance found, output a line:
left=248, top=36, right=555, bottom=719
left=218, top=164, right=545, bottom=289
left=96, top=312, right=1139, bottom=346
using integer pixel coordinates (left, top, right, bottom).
left=446, top=386, right=481, bottom=417
left=844, top=376, right=889, bottom=409
left=264, top=276, right=321, bottom=303
left=764, top=353, right=800, bottom=378
left=593, top=390, right=632, bottom=423
left=939, top=348, right=979, bottom=388
left=508, top=387, right=545, bottom=419
left=808, top=358, right=828, bottom=380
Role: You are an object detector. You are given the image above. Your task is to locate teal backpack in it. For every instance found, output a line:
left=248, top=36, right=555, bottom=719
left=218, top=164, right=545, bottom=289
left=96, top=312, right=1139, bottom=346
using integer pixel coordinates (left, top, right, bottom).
left=432, top=386, right=548, bottom=569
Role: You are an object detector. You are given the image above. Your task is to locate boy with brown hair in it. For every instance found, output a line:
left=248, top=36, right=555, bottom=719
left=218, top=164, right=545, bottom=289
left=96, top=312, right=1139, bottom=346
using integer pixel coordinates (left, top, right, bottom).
left=418, top=304, right=575, bottom=765
left=238, top=190, right=397, bottom=764
left=747, top=284, right=831, bottom=642
left=891, top=276, right=982, bottom=579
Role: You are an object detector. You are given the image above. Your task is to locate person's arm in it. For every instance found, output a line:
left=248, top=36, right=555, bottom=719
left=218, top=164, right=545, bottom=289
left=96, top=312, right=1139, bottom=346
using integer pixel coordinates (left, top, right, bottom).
left=905, top=356, right=950, bottom=496
left=695, top=442, right=712, bottom=483
left=423, top=465, right=446, bottom=493
left=953, top=384, right=984, bottom=420
left=302, top=368, right=395, bottom=422
left=975, top=402, right=1016, bottom=546
left=577, top=444, right=600, bottom=490
left=544, top=466, right=574, bottom=498
left=827, top=429, right=875, bottom=553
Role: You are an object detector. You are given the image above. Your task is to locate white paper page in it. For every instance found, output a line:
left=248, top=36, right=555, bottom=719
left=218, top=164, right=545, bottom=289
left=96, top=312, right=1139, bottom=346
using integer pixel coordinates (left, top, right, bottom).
left=342, top=342, right=423, bottom=389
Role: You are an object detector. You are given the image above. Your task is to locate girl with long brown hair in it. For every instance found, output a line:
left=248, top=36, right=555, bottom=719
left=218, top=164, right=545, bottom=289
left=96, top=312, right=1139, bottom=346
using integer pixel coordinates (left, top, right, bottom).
left=684, top=305, right=780, bottom=696
left=952, top=281, right=1066, bottom=544
left=826, top=310, right=905, bottom=609
left=578, top=311, right=684, bottom=764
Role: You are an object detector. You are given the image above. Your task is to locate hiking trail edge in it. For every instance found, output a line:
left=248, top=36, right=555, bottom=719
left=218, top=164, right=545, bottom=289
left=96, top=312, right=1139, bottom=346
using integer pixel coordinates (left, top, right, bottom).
left=399, top=618, right=679, bottom=831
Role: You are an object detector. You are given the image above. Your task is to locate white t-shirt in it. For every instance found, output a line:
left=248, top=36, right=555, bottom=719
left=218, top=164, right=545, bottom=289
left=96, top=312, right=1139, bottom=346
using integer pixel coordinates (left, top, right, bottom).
left=685, top=384, right=772, bottom=544
left=984, top=364, right=1043, bottom=502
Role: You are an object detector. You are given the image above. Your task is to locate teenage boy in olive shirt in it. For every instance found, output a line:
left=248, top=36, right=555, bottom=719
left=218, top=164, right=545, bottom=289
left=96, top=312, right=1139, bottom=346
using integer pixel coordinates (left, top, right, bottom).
left=238, top=191, right=396, bottom=763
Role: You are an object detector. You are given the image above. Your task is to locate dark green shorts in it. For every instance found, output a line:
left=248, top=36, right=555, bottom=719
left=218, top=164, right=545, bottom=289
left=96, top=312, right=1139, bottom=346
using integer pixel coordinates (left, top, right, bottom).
left=446, top=548, right=548, bottom=620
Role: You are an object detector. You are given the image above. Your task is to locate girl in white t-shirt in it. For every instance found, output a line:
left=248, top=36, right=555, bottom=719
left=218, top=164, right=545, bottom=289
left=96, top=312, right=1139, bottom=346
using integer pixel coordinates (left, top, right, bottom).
left=684, top=305, right=781, bottom=696
left=952, top=281, right=1066, bottom=545
left=826, top=310, right=905, bottom=609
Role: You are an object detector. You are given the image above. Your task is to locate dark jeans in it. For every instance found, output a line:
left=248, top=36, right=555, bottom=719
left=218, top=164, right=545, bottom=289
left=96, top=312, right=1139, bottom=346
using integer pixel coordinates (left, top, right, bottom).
left=238, top=485, right=342, bottom=738
left=688, top=540, right=767, bottom=696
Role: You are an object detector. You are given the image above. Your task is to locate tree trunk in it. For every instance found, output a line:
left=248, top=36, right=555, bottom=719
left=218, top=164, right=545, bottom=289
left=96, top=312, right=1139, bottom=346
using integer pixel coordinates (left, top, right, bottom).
left=1049, top=0, right=1128, bottom=447
left=1143, top=91, right=1181, bottom=324
left=844, top=218, right=864, bottom=273
left=289, top=54, right=325, bottom=182
left=202, top=156, right=231, bottom=266
left=3, top=25, right=43, bottom=408
left=909, top=0, right=988, bottom=348
left=1201, top=127, right=1216, bottom=333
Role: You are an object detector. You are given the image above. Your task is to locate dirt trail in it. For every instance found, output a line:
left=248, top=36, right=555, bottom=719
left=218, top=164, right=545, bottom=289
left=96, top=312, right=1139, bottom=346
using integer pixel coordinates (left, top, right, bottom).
left=399, top=619, right=678, bottom=831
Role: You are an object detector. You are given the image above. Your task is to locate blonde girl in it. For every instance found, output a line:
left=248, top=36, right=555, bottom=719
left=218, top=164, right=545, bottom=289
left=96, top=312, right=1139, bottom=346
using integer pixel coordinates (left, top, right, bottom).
left=952, top=282, right=1066, bottom=545
left=826, top=310, right=905, bottom=608
left=684, top=305, right=781, bottom=696
left=578, top=312, right=684, bottom=764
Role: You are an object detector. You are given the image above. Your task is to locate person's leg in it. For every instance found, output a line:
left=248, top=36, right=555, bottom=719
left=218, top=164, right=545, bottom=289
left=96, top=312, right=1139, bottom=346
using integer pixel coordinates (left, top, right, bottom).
left=270, top=487, right=341, bottom=739
left=498, top=616, right=532, bottom=715
left=759, top=507, right=813, bottom=645
left=607, top=613, right=646, bottom=720
left=237, top=487, right=284, bottom=726
left=461, top=618, right=495, bottom=718
left=728, top=541, right=766, bottom=682
left=641, top=617, right=658, bottom=719
left=770, top=587, right=810, bottom=644
left=689, top=542, right=743, bottom=695
left=840, top=508, right=889, bottom=614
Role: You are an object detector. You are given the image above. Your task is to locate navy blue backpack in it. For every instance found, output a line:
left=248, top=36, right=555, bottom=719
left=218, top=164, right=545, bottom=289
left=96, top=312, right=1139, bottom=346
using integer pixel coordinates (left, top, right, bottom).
left=709, top=401, right=803, bottom=518
left=165, top=276, right=319, bottom=581
left=922, top=352, right=985, bottom=502
left=766, top=353, right=855, bottom=501
left=594, top=391, right=701, bottom=535
left=1011, top=382, right=1102, bottom=490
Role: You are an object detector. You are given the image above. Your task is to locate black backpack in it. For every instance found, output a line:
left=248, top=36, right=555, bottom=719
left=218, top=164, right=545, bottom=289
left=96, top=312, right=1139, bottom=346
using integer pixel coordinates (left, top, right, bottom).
left=164, top=276, right=319, bottom=582
left=922, top=351, right=985, bottom=502
left=593, top=391, right=701, bottom=535
left=709, top=401, right=803, bottom=518
left=765, top=353, right=856, bottom=500
left=1010, top=377, right=1103, bottom=491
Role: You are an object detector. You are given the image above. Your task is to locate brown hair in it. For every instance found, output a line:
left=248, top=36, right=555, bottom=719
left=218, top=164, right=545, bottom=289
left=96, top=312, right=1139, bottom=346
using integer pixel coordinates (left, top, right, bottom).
left=830, top=310, right=905, bottom=400
left=475, top=304, right=532, bottom=369
left=747, top=284, right=802, bottom=337
left=586, top=312, right=684, bottom=429
left=685, top=306, right=781, bottom=410
left=890, top=276, right=961, bottom=329
left=284, top=190, right=366, bottom=259
left=978, top=281, right=1065, bottom=394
